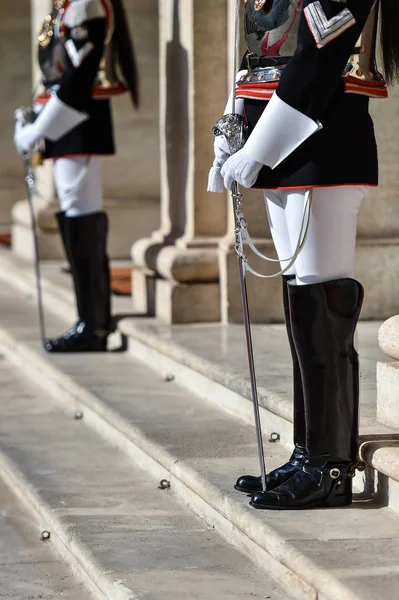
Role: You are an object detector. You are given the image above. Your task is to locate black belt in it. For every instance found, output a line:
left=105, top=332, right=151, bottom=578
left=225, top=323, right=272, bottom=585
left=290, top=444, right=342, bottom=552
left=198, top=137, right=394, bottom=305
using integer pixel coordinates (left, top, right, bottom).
left=246, top=45, right=362, bottom=70
left=246, top=54, right=291, bottom=69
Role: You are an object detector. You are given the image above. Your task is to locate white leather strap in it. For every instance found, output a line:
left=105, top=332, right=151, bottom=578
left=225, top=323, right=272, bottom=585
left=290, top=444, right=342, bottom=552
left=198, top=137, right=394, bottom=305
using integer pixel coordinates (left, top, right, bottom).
left=238, top=189, right=313, bottom=278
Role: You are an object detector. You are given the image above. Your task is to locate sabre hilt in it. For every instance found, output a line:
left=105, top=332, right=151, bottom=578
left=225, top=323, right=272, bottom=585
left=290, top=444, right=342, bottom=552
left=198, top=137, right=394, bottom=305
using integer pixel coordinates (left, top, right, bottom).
left=212, top=113, right=246, bottom=156
left=14, top=106, right=44, bottom=166
left=14, top=105, right=37, bottom=126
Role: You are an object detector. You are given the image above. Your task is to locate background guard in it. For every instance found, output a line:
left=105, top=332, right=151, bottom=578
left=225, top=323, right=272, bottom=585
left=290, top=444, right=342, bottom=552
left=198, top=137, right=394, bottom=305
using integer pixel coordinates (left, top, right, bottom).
left=14, top=0, right=138, bottom=353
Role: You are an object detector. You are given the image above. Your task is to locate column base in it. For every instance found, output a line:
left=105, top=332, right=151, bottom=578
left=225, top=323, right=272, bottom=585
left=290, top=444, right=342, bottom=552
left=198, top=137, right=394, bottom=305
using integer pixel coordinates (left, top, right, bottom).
left=12, top=197, right=160, bottom=262
left=12, top=199, right=62, bottom=263
left=155, top=279, right=220, bottom=324
left=132, top=241, right=220, bottom=322
left=132, top=267, right=157, bottom=316
left=377, top=361, right=399, bottom=429
left=0, top=187, right=23, bottom=233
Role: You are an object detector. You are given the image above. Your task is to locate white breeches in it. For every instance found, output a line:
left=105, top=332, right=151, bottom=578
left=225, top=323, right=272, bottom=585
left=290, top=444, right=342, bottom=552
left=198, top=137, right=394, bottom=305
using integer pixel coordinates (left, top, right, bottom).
left=264, top=186, right=369, bottom=285
left=53, top=156, right=103, bottom=217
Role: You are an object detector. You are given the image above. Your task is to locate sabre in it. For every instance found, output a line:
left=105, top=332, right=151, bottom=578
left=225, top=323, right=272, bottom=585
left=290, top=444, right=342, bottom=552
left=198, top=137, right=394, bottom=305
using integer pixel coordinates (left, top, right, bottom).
left=213, top=128, right=268, bottom=491
left=14, top=106, right=46, bottom=345
left=212, top=0, right=268, bottom=492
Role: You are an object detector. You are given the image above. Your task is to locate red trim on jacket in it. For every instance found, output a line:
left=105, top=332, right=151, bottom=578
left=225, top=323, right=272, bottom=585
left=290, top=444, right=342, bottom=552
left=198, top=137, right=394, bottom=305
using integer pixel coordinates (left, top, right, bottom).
left=253, top=183, right=378, bottom=190
left=235, top=75, right=388, bottom=101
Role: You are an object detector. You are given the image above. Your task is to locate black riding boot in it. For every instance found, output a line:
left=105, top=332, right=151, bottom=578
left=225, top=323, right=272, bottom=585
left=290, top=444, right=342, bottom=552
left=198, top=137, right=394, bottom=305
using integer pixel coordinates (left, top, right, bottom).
left=44, top=211, right=112, bottom=353
left=250, top=278, right=363, bottom=510
left=235, top=275, right=306, bottom=494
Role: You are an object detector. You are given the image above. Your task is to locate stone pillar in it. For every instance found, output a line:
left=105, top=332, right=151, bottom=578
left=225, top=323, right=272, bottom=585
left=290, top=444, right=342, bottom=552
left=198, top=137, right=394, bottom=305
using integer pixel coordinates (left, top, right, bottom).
left=100, top=0, right=161, bottom=259
left=355, top=87, right=399, bottom=320
left=11, top=0, right=60, bottom=262
left=12, top=0, right=161, bottom=262
left=132, top=0, right=229, bottom=322
left=358, top=88, right=399, bottom=430
left=0, top=0, right=32, bottom=233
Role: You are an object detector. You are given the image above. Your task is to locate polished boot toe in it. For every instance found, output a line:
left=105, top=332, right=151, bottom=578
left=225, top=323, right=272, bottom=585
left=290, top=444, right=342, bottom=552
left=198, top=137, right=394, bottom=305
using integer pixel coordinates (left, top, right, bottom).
left=235, top=475, right=263, bottom=494
left=234, top=443, right=306, bottom=494
left=249, top=460, right=353, bottom=510
left=44, top=321, right=108, bottom=353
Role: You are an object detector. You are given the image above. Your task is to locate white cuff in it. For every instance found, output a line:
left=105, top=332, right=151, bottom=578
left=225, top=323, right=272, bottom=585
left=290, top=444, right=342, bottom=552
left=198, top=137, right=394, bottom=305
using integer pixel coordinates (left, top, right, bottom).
left=32, top=94, right=89, bottom=142
left=244, top=93, right=322, bottom=169
left=223, top=70, right=248, bottom=116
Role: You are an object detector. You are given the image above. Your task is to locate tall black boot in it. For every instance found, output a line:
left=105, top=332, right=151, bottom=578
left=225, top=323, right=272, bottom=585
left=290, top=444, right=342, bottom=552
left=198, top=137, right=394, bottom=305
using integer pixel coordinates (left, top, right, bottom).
left=250, top=278, right=363, bottom=510
left=235, top=275, right=306, bottom=494
left=44, top=211, right=112, bottom=353
left=56, top=211, right=68, bottom=258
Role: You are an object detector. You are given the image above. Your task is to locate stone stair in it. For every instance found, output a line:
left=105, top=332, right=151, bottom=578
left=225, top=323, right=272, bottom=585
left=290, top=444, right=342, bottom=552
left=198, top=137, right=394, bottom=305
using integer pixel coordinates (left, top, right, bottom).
left=0, top=476, right=89, bottom=599
left=0, top=343, right=286, bottom=600
left=1, top=247, right=399, bottom=599
left=117, top=319, right=399, bottom=510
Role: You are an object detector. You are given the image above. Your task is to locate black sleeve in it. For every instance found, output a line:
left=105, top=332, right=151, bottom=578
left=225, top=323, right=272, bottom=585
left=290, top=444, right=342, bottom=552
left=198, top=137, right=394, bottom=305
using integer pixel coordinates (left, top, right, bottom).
left=239, top=52, right=248, bottom=72
left=56, top=17, right=106, bottom=112
left=276, top=0, right=375, bottom=122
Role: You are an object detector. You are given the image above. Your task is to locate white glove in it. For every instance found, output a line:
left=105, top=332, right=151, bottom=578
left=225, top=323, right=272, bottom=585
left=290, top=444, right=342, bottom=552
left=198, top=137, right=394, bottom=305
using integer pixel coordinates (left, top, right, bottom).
left=221, top=149, right=263, bottom=191
left=14, top=121, right=39, bottom=154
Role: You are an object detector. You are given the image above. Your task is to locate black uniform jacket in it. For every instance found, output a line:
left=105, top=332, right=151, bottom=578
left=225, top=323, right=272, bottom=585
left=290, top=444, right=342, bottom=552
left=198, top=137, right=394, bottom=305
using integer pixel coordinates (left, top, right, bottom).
left=45, top=0, right=115, bottom=159
left=241, top=0, right=379, bottom=189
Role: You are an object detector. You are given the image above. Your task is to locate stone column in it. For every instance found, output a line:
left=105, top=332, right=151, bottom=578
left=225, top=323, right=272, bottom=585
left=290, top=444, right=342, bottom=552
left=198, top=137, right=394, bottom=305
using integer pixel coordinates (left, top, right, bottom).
left=12, top=0, right=161, bottom=262
left=132, top=0, right=229, bottom=322
left=370, top=88, right=399, bottom=431
left=0, top=0, right=32, bottom=234
left=100, top=0, right=161, bottom=259
left=355, top=87, right=399, bottom=320
left=11, top=0, right=60, bottom=262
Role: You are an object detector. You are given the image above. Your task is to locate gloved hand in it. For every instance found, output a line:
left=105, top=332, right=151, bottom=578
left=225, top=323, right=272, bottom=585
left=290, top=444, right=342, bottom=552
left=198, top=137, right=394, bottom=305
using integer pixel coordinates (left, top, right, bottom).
left=221, top=148, right=263, bottom=191
left=13, top=121, right=39, bottom=155
left=207, top=135, right=232, bottom=193
left=207, top=70, right=248, bottom=194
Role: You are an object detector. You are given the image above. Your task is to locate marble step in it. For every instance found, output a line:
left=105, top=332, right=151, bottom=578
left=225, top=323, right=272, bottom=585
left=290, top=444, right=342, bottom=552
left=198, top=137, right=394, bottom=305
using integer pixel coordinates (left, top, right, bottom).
left=0, top=348, right=289, bottom=600
left=0, top=478, right=90, bottom=600
left=1, top=276, right=399, bottom=600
